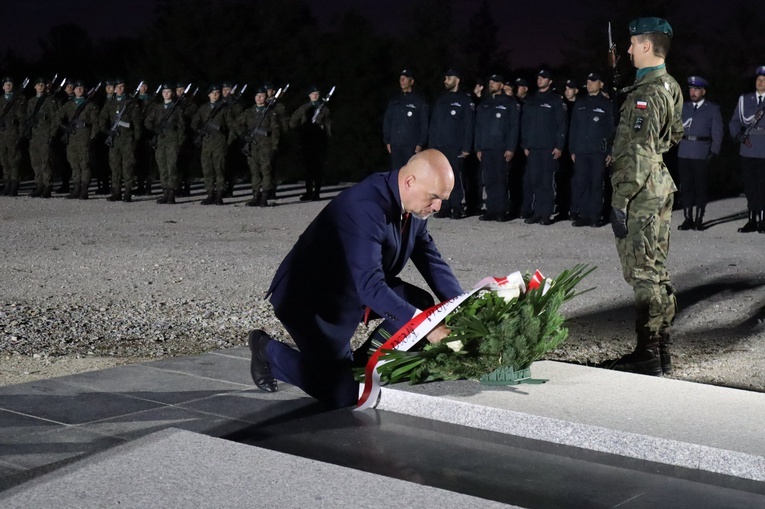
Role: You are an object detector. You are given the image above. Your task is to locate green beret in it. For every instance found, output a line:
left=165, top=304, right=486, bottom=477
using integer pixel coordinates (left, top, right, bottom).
left=629, top=17, right=673, bottom=38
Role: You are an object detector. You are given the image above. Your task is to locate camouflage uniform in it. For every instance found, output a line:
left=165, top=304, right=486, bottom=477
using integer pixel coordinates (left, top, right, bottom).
left=54, top=93, right=100, bottom=199
left=290, top=97, right=331, bottom=200
left=238, top=102, right=280, bottom=206
left=100, top=94, right=143, bottom=201
left=0, top=85, right=27, bottom=196
left=144, top=97, right=186, bottom=203
left=26, top=89, right=60, bottom=197
left=191, top=98, right=233, bottom=204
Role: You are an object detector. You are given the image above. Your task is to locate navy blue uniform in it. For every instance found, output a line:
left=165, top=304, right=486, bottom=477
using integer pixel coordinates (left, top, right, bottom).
left=521, top=89, right=568, bottom=219
left=729, top=92, right=765, bottom=213
left=429, top=90, right=474, bottom=214
left=383, top=91, right=429, bottom=170
left=569, top=92, right=615, bottom=223
left=677, top=99, right=723, bottom=210
left=474, top=93, right=520, bottom=218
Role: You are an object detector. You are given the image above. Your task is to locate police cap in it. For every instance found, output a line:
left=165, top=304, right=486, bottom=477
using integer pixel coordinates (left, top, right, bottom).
left=514, top=77, right=529, bottom=88
left=756, top=66, right=765, bottom=77
left=586, top=72, right=602, bottom=82
left=488, top=73, right=505, bottom=84
left=538, top=69, right=552, bottom=79
left=207, top=83, right=221, bottom=93
left=444, top=68, right=462, bottom=80
left=565, top=79, right=578, bottom=89
left=629, top=17, right=673, bottom=38
left=400, top=69, right=414, bottom=78
left=687, top=76, right=708, bottom=88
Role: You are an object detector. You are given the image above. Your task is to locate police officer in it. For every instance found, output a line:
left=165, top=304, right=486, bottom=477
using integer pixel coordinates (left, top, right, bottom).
left=569, top=72, right=615, bottom=227
left=729, top=66, right=765, bottom=233
left=608, top=17, right=683, bottom=376
left=144, top=83, right=186, bottom=204
left=238, top=87, right=280, bottom=207
left=558, top=79, right=579, bottom=221
left=25, top=77, right=59, bottom=198
left=0, top=77, right=27, bottom=196
left=383, top=69, right=429, bottom=171
left=677, top=76, right=723, bottom=231
left=101, top=78, right=143, bottom=202
left=520, top=69, right=568, bottom=225
left=514, top=78, right=529, bottom=103
left=191, top=83, right=233, bottom=205
left=429, top=69, right=474, bottom=219
left=290, top=85, right=332, bottom=201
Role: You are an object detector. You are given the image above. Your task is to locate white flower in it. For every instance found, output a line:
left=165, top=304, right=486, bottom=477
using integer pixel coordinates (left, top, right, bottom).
left=495, top=272, right=525, bottom=303
left=445, top=339, right=464, bottom=352
left=496, top=286, right=521, bottom=303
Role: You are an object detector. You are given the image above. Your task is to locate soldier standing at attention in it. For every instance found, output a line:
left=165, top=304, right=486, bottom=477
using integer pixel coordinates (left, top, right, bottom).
left=175, top=82, right=198, bottom=197
left=0, top=77, right=27, bottom=196
left=383, top=69, right=429, bottom=171
left=191, top=84, right=232, bottom=205
left=54, top=80, right=100, bottom=199
left=265, top=81, right=289, bottom=199
left=677, top=76, right=723, bottom=231
left=290, top=85, right=331, bottom=201
left=101, top=79, right=143, bottom=202
left=608, top=18, right=683, bottom=377
left=144, top=83, right=186, bottom=204
left=94, top=79, right=115, bottom=195
left=26, top=77, right=59, bottom=198
left=135, top=81, right=154, bottom=195
left=729, top=66, right=765, bottom=233
left=429, top=69, right=474, bottom=219
left=239, top=87, right=280, bottom=207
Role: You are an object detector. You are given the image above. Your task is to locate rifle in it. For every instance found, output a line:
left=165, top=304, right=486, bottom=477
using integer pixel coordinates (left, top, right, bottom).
left=311, top=85, right=335, bottom=124
left=0, top=77, right=30, bottom=131
left=235, top=84, right=247, bottom=101
left=149, top=84, right=191, bottom=149
left=607, top=22, right=620, bottom=98
left=59, top=81, right=102, bottom=143
left=140, top=84, right=162, bottom=115
left=241, top=84, right=288, bottom=157
left=105, top=81, right=143, bottom=147
left=735, top=101, right=765, bottom=148
left=193, top=99, right=228, bottom=147
left=23, top=77, right=65, bottom=139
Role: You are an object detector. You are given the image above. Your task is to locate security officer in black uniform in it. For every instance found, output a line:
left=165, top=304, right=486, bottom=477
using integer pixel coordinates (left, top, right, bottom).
left=383, top=69, right=429, bottom=170
left=429, top=69, right=474, bottom=219
left=569, top=72, right=615, bottom=227
left=520, top=69, right=568, bottom=225
left=677, top=75, right=723, bottom=231
left=474, top=73, right=521, bottom=221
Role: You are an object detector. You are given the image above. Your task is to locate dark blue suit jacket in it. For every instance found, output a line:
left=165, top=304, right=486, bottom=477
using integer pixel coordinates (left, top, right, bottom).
left=267, top=169, right=463, bottom=342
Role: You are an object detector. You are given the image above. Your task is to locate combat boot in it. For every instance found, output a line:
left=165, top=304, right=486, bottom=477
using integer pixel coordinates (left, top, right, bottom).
left=245, top=191, right=261, bottom=207
left=678, top=207, right=694, bottom=230
left=166, top=188, right=176, bottom=204
left=607, top=335, right=662, bottom=376
left=156, top=189, right=168, bottom=204
left=259, top=191, right=269, bottom=207
left=659, top=332, right=672, bottom=375
left=79, top=184, right=89, bottom=200
left=8, top=181, right=19, bottom=197
left=29, top=185, right=43, bottom=198
left=738, top=210, right=758, bottom=233
left=214, top=190, right=224, bottom=205
left=758, top=210, right=765, bottom=234
left=107, top=188, right=121, bottom=202
left=2, top=179, right=9, bottom=196
left=694, top=207, right=705, bottom=231
left=200, top=192, right=215, bottom=205
left=123, top=189, right=132, bottom=203
left=66, top=184, right=80, bottom=199
left=41, top=185, right=52, bottom=198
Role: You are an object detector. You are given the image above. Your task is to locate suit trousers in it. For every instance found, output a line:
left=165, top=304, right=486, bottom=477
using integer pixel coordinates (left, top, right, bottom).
left=434, top=145, right=464, bottom=212
left=481, top=150, right=509, bottom=216
left=523, top=149, right=559, bottom=219
left=390, top=144, right=416, bottom=171
left=678, top=158, right=709, bottom=209
left=572, top=153, right=607, bottom=221
left=740, top=156, right=765, bottom=211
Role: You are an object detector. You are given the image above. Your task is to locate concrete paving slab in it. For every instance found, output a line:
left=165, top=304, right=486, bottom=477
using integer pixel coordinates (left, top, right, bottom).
left=140, top=352, right=253, bottom=386
left=0, top=428, right=520, bottom=509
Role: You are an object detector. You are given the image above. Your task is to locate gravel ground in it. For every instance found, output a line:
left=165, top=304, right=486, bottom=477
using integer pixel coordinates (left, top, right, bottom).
left=1, top=183, right=764, bottom=392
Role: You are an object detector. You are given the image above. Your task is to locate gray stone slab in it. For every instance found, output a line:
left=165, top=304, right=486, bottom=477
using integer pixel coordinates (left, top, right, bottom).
left=0, top=379, right=165, bottom=425
left=140, top=352, right=253, bottom=386
left=0, top=408, right=61, bottom=435
left=209, top=346, right=250, bottom=360
left=0, top=428, right=521, bottom=509
left=0, top=461, right=24, bottom=478
left=59, top=363, right=249, bottom=405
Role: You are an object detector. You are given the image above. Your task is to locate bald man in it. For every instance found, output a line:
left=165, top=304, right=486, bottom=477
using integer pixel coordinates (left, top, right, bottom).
left=250, top=149, right=464, bottom=408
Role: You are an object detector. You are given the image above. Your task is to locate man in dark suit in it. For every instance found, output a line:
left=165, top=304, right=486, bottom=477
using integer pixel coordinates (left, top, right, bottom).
left=249, top=149, right=464, bottom=408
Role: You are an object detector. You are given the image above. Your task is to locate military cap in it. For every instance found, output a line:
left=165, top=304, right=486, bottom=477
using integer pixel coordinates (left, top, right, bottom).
left=1, top=76, right=14, bottom=84
left=113, top=77, right=126, bottom=85
left=175, top=82, right=186, bottom=89
left=756, top=66, right=765, bottom=77
left=207, top=83, right=221, bottom=93
left=629, top=17, right=673, bottom=38
left=263, top=81, right=275, bottom=89
left=538, top=69, right=552, bottom=79
left=444, top=68, right=462, bottom=80
left=488, top=73, right=505, bottom=84
left=255, top=86, right=268, bottom=95
left=104, top=79, right=115, bottom=86
left=307, top=85, right=321, bottom=94
left=161, top=82, right=174, bottom=91
left=73, top=80, right=86, bottom=88
left=687, top=76, right=708, bottom=88
left=400, top=69, right=414, bottom=78
left=221, top=81, right=234, bottom=88
left=586, top=72, right=603, bottom=82
left=34, top=77, right=47, bottom=85
left=565, top=79, right=578, bottom=89
left=514, top=77, right=529, bottom=88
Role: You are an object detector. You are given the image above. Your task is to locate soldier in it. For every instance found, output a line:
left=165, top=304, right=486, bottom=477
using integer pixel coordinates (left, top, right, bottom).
left=101, top=79, right=143, bottom=202
left=53, top=79, right=75, bottom=194
left=135, top=81, right=155, bottom=195
left=175, top=82, right=199, bottom=197
left=221, top=81, right=246, bottom=198
left=520, top=69, right=568, bottom=225
left=144, top=83, right=186, bottom=204
left=429, top=69, right=474, bottom=219
left=25, top=77, right=59, bottom=198
left=265, top=81, right=289, bottom=199
left=729, top=66, right=765, bottom=233
left=191, top=83, right=233, bottom=205
left=290, top=85, right=331, bottom=201
left=568, top=72, right=615, bottom=227
left=474, top=73, right=520, bottom=222
left=238, top=87, right=280, bottom=207
left=94, top=79, right=116, bottom=194
left=383, top=69, right=429, bottom=171
left=54, top=80, right=100, bottom=199
left=608, top=17, right=683, bottom=376
left=0, top=77, right=27, bottom=196
left=677, top=76, right=723, bottom=231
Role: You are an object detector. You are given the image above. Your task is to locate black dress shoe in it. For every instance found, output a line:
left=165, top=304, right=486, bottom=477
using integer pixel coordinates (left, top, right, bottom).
left=433, top=209, right=451, bottom=218
left=539, top=217, right=554, bottom=225
left=248, top=330, right=278, bottom=392
left=524, top=216, right=540, bottom=224
left=572, top=217, right=591, bottom=227
left=450, top=209, right=466, bottom=220
left=478, top=212, right=497, bottom=221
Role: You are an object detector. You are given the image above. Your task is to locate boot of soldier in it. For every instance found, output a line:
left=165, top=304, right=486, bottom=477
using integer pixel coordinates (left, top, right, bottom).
left=245, top=191, right=261, bottom=207
left=42, top=185, right=52, bottom=198
left=79, top=184, right=89, bottom=200
left=145, top=181, right=152, bottom=196
left=607, top=336, right=662, bottom=376
left=200, top=192, right=215, bottom=205
left=758, top=210, right=765, bottom=234
left=107, top=188, right=122, bottom=202
left=123, top=189, right=132, bottom=203
left=156, top=189, right=168, bottom=204
left=214, top=190, right=224, bottom=205
left=693, top=207, right=705, bottom=231
left=2, top=179, right=8, bottom=196
left=659, top=332, right=672, bottom=375
left=312, top=187, right=321, bottom=201
left=29, top=185, right=43, bottom=198
left=259, top=190, right=269, bottom=207
left=738, top=210, right=758, bottom=233
left=167, top=188, right=176, bottom=204
left=9, top=181, right=19, bottom=197
left=66, top=184, right=80, bottom=199
left=678, top=207, right=694, bottom=230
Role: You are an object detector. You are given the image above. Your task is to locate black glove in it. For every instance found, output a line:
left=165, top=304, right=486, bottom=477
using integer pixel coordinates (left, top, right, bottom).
left=610, top=208, right=628, bottom=239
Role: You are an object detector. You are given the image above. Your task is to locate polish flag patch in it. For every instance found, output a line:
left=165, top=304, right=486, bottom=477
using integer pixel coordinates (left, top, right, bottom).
left=636, top=100, right=648, bottom=109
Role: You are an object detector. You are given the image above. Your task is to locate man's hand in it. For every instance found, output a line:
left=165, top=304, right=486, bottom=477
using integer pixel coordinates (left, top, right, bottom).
left=460, top=151, right=470, bottom=158
left=504, top=150, right=514, bottom=162
left=476, top=151, right=482, bottom=161
left=605, top=154, right=612, bottom=166
left=552, top=148, right=562, bottom=160
left=414, top=145, right=422, bottom=153
left=571, top=153, right=576, bottom=163
left=610, top=207, right=628, bottom=239
left=386, top=143, right=391, bottom=153
left=426, top=323, right=451, bottom=344
left=524, top=148, right=529, bottom=157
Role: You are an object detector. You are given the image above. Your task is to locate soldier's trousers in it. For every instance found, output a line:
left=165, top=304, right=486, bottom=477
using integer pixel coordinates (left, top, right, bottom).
left=481, top=150, right=509, bottom=216
left=200, top=135, right=226, bottom=193
left=109, top=140, right=137, bottom=191
left=247, top=144, right=275, bottom=193
left=740, top=156, right=765, bottom=211
left=0, top=131, right=21, bottom=181
left=523, top=149, right=559, bottom=218
left=155, top=138, right=180, bottom=190
left=390, top=144, right=416, bottom=171
left=435, top=145, right=464, bottom=213
left=29, top=135, right=53, bottom=187
left=66, top=136, right=92, bottom=186
left=572, top=153, right=607, bottom=221
left=678, top=158, right=709, bottom=209
left=616, top=192, right=677, bottom=339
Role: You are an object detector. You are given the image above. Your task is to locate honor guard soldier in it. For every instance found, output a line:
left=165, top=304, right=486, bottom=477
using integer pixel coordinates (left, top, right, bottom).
left=568, top=72, right=615, bottom=227
left=677, top=76, right=723, bottom=231
left=54, top=80, right=100, bottom=199
left=101, top=78, right=143, bottom=202
left=290, top=85, right=332, bottom=201
left=135, top=81, right=155, bottom=195
left=191, top=83, right=234, bottom=205
left=729, top=66, right=765, bottom=233
left=25, top=77, right=60, bottom=198
left=520, top=69, right=568, bottom=225
left=383, top=69, right=429, bottom=171
left=221, top=80, right=246, bottom=198
left=474, top=73, right=520, bottom=221
left=144, top=83, right=187, bottom=204
left=94, top=78, right=116, bottom=195
left=608, top=17, right=683, bottom=377
left=238, top=87, right=281, bottom=207
left=0, top=77, right=27, bottom=196
left=175, top=82, right=199, bottom=197
left=429, top=69, right=474, bottom=219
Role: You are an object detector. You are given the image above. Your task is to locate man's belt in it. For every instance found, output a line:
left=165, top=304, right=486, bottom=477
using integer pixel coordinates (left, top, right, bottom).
left=682, top=135, right=710, bottom=141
